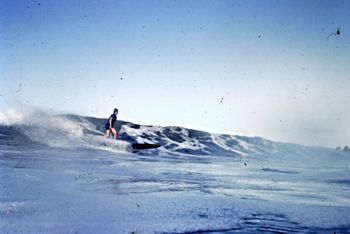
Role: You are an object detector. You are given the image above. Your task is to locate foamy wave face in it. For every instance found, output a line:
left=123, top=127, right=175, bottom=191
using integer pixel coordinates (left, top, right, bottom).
left=0, top=107, right=26, bottom=125
left=1, top=107, right=86, bottom=148
left=0, top=107, right=134, bottom=153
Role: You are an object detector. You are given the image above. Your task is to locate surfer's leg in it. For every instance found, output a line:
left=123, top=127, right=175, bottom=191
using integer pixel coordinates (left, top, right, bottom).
left=111, top=128, right=118, bottom=139
left=104, top=129, right=110, bottom=138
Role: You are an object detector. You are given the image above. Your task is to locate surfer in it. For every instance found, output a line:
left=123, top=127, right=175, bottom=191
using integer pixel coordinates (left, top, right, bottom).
left=104, top=108, right=118, bottom=139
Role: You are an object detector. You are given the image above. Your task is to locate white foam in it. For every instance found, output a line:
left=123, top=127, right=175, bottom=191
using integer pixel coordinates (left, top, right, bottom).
left=0, top=107, right=26, bottom=125
left=211, top=134, right=245, bottom=156
left=84, top=135, right=133, bottom=153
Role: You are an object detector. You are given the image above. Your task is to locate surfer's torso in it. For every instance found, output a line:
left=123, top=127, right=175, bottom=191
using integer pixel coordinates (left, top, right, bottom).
left=105, top=113, right=117, bottom=129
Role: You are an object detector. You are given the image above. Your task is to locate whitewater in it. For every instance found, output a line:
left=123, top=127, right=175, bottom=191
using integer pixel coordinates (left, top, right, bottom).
left=1, top=108, right=349, bottom=233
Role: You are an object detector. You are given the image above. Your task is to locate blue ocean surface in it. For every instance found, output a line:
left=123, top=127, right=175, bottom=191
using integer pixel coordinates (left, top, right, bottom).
left=1, top=111, right=350, bottom=233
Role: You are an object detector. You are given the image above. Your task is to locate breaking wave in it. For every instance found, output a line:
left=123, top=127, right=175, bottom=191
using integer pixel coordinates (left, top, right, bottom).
left=0, top=107, right=339, bottom=158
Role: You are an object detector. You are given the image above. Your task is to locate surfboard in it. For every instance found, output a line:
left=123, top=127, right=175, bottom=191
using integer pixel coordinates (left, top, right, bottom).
left=93, top=135, right=160, bottom=152
left=132, top=143, right=161, bottom=150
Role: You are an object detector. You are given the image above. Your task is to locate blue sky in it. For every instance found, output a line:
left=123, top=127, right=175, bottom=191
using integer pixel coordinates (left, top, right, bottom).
left=1, top=0, right=350, bottom=147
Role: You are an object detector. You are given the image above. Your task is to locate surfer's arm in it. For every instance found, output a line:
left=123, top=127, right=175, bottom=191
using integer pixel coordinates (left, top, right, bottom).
left=109, top=118, right=112, bottom=128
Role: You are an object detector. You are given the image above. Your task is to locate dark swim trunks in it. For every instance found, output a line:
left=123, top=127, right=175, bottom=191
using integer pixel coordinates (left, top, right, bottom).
left=105, top=123, right=110, bottom=130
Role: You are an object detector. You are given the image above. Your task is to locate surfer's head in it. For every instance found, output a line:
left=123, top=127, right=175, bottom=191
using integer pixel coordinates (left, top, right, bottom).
left=113, top=108, right=118, bottom=114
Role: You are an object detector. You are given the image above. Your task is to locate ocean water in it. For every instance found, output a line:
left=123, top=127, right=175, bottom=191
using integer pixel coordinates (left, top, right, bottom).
left=1, top=110, right=350, bottom=233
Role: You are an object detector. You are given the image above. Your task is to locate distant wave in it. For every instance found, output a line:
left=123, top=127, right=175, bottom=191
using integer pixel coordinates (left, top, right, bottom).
left=261, top=168, right=299, bottom=174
